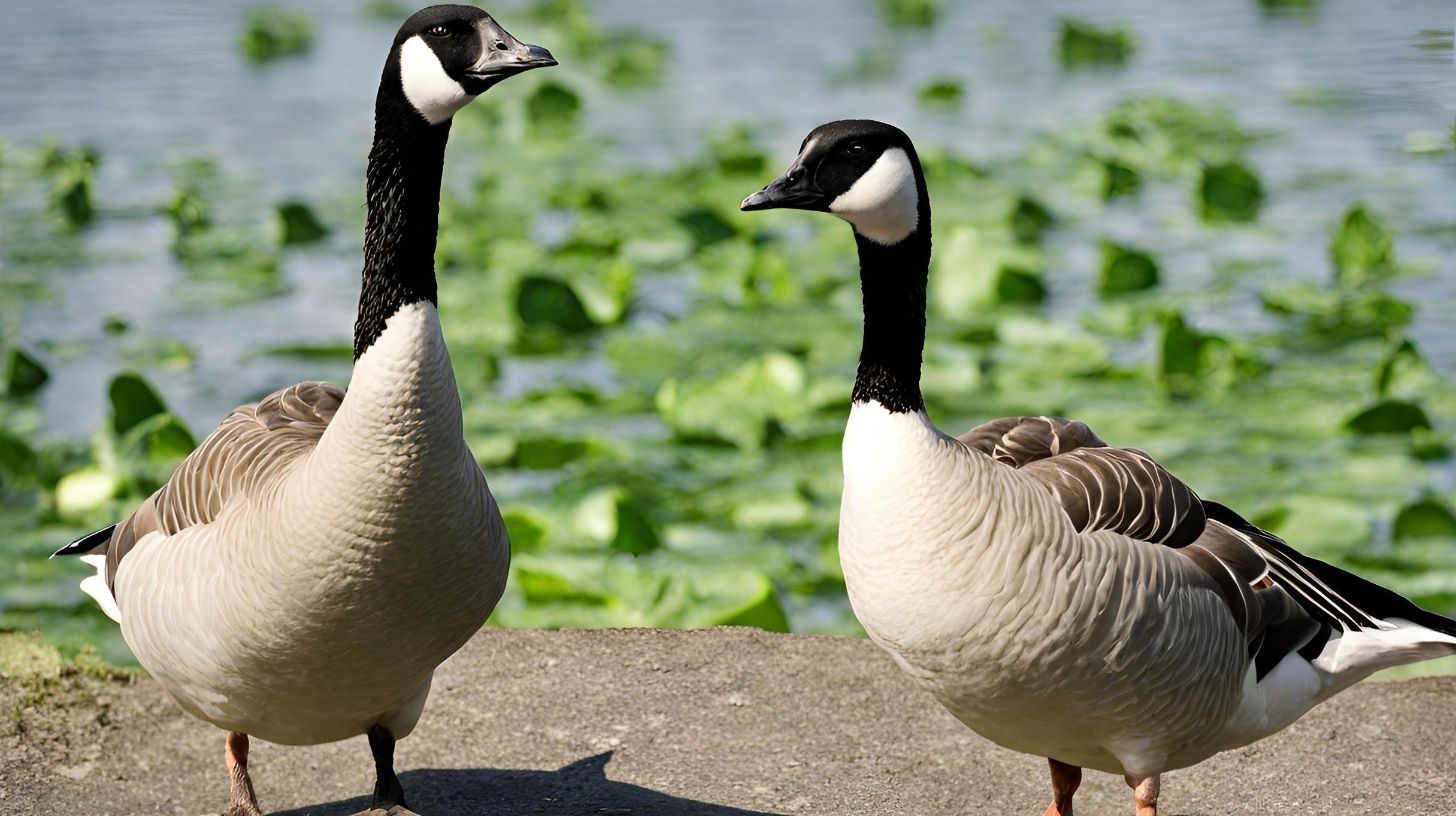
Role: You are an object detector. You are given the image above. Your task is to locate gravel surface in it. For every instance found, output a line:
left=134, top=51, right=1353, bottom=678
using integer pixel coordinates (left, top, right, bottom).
left=3, top=627, right=1455, bottom=815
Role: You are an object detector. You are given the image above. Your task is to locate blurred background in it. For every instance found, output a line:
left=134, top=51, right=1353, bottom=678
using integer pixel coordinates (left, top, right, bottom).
left=1, top=0, right=1454, bottom=666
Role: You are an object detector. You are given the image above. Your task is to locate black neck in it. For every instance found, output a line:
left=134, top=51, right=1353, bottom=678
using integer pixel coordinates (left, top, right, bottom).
left=353, top=60, right=450, bottom=360
left=851, top=196, right=931, bottom=414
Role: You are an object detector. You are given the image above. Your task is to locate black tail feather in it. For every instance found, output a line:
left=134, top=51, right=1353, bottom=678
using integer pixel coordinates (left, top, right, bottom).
left=1203, top=501, right=1456, bottom=639
left=51, top=524, right=116, bottom=559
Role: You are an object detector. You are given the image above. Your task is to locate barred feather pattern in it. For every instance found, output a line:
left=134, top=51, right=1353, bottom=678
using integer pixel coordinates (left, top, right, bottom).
left=105, top=381, right=344, bottom=592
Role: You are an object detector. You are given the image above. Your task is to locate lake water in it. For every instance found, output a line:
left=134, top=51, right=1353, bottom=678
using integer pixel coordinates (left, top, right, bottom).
left=1, top=0, right=1453, bottom=436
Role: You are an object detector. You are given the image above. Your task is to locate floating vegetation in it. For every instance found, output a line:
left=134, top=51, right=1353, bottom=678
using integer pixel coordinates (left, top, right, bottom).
left=1198, top=161, right=1264, bottom=222
left=917, top=78, right=965, bottom=109
left=1097, top=240, right=1159, bottom=296
left=37, top=143, right=98, bottom=229
left=876, top=0, right=941, bottom=28
left=5, top=349, right=49, bottom=397
left=276, top=200, right=330, bottom=245
left=1059, top=19, right=1137, bottom=68
left=3, top=3, right=1454, bottom=662
left=240, top=5, right=315, bottom=64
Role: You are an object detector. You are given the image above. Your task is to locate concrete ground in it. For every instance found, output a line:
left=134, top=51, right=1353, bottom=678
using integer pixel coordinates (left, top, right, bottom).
left=3, top=627, right=1454, bottom=815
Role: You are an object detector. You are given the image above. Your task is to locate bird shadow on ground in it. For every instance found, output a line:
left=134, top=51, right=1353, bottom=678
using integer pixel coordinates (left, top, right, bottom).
left=274, top=751, right=787, bottom=816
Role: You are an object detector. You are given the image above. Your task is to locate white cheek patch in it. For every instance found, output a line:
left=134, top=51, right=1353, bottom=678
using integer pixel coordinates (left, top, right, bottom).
left=399, top=36, right=475, bottom=125
left=828, top=147, right=920, bottom=246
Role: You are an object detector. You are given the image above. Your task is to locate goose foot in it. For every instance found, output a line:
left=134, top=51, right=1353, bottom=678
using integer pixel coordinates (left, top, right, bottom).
left=222, top=731, right=263, bottom=816
left=1124, top=773, right=1159, bottom=816
left=349, top=808, right=419, bottom=816
left=1042, top=758, right=1081, bottom=816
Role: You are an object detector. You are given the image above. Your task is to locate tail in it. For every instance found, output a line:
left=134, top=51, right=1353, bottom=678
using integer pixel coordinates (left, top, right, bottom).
left=51, top=525, right=122, bottom=623
left=1205, top=501, right=1456, bottom=684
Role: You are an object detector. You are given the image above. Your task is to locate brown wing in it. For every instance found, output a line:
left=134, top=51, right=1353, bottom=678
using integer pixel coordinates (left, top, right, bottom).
left=960, top=415, right=1315, bottom=670
left=958, top=415, right=1107, bottom=467
left=104, top=381, right=343, bottom=590
left=960, top=415, right=1204, bottom=547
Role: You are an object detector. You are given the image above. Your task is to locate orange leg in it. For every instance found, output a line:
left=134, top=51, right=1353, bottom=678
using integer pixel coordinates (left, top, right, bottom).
left=223, top=731, right=262, bottom=816
left=1043, top=758, right=1082, bottom=816
left=1124, top=773, right=1159, bottom=816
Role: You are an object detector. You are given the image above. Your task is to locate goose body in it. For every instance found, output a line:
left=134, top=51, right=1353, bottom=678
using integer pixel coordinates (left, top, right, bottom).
left=115, top=303, right=505, bottom=746
left=55, top=6, right=555, bottom=812
left=744, top=119, right=1456, bottom=814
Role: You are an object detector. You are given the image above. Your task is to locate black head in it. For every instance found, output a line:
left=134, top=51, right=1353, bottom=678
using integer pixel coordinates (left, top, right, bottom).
left=391, top=5, right=556, bottom=124
left=741, top=120, right=926, bottom=246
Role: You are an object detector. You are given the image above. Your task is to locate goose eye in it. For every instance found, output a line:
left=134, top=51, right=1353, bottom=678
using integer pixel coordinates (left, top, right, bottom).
left=494, top=40, right=509, bottom=51
left=425, top=25, right=450, bottom=37
left=846, top=142, right=867, bottom=156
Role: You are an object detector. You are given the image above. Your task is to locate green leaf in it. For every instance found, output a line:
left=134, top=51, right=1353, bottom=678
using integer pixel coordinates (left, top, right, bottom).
left=1097, top=240, right=1159, bottom=297
left=1375, top=339, right=1435, bottom=399
left=515, top=276, right=596, bottom=334
left=1261, top=284, right=1412, bottom=339
left=656, top=352, right=806, bottom=450
left=0, top=431, right=37, bottom=480
left=166, top=188, right=209, bottom=237
left=1156, top=312, right=1209, bottom=396
left=602, top=31, right=669, bottom=87
left=917, top=78, right=965, bottom=108
left=240, top=5, right=314, bottom=64
left=876, top=0, right=940, bottom=28
left=996, top=267, right=1047, bottom=305
left=511, top=436, right=589, bottom=470
left=1330, top=204, right=1396, bottom=289
left=1256, top=496, right=1371, bottom=555
left=40, top=145, right=98, bottom=228
left=675, top=206, right=738, bottom=249
left=1198, top=161, right=1263, bottom=222
left=1059, top=19, right=1136, bottom=67
left=259, top=342, right=353, bottom=360
left=573, top=488, right=661, bottom=555
left=5, top=348, right=50, bottom=397
left=146, top=415, right=197, bottom=461
left=1345, top=399, right=1433, bottom=435
left=1009, top=196, right=1054, bottom=245
left=689, top=570, right=789, bottom=631
left=1393, top=498, right=1456, bottom=542
left=54, top=468, right=123, bottom=520
left=525, top=82, right=582, bottom=137
left=1101, top=159, right=1140, bottom=199
left=501, top=507, right=549, bottom=553
left=108, top=373, right=168, bottom=436
left=276, top=200, right=329, bottom=245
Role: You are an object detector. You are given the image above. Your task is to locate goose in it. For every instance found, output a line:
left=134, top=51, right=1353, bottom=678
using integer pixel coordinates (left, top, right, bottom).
left=50, top=7, right=554, bottom=814
left=740, top=119, right=1456, bottom=816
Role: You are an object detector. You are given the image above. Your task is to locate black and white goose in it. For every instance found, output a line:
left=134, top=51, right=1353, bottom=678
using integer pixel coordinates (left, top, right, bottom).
left=741, top=119, right=1456, bottom=816
left=52, top=7, right=554, bottom=814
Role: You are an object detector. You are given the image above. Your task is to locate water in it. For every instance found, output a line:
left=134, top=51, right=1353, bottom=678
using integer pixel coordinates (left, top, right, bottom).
left=1, top=0, right=1454, bottom=437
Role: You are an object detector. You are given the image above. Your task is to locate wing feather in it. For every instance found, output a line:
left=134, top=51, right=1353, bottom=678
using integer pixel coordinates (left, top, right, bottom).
left=102, top=381, right=343, bottom=591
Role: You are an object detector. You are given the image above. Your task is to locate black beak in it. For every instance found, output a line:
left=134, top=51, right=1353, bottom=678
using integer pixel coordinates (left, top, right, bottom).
left=517, top=43, right=558, bottom=70
left=740, top=167, right=826, bottom=212
left=464, top=39, right=557, bottom=82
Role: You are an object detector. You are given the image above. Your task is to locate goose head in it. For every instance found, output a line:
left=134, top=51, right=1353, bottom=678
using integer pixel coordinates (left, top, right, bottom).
left=390, top=4, right=556, bottom=125
left=741, top=119, right=927, bottom=247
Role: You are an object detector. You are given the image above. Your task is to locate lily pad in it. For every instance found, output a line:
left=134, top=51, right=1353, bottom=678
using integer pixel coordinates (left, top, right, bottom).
left=108, top=373, right=169, bottom=436
left=1198, top=161, right=1263, bottom=222
left=1393, top=498, right=1456, bottom=542
left=5, top=348, right=49, bottom=397
left=1059, top=19, right=1136, bottom=67
left=1097, top=240, right=1159, bottom=297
